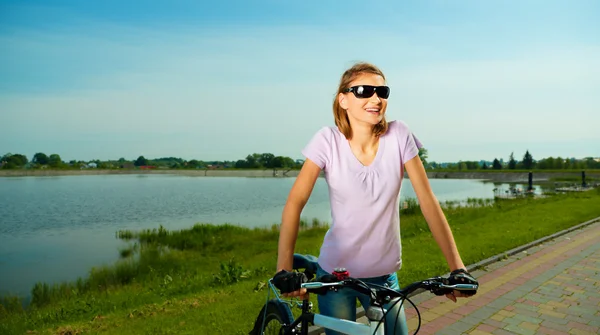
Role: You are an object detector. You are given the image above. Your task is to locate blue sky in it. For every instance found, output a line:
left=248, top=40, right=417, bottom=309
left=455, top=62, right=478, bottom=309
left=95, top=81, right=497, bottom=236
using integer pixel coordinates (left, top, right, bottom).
left=1, top=0, right=599, bottom=163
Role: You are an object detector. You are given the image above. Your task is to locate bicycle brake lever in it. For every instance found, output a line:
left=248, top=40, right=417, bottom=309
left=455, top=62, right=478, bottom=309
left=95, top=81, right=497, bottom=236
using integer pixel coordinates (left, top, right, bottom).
left=302, top=281, right=344, bottom=289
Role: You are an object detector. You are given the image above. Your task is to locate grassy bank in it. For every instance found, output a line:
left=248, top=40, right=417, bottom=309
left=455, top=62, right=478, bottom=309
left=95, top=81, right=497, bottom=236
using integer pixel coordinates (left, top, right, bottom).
left=1, top=189, right=600, bottom=334
left=428, top=169, right=600, bottom=173
left=0, top=168, right=302, bottom=178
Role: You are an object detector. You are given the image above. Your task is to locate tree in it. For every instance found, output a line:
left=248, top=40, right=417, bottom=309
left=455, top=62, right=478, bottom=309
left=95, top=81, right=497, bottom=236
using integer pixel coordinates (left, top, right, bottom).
left=4, top=153, right=28, bottom=166
left=259, top=153, right=275, bottom=168
left=584, top=157, right=600, bottom=169
left=555, top=157, right=564, bottom=169
left=245, top=154, right=261, bottom=168
left=545, top=157, right=556, bottom=169
left=564, top=158, right=574, bottom=169
left=492, top=158, right=502, bottom=170
left=134, top=156, right=149, bottom=167
left=482, top=162, right=488, bottom=170
left=536, top=158, right=547, bottom=169
left=271, top=156, right=285, bottom=168
left=1, top=153, right=28, bottom=169
left=418, top=148, right=428, bottom=167
left=1, top=152, right=12, bottom=163
left=522, top=150, right=534, bottom=169
left=187, top=159, right=200, bottom=168
left=464, top=161, right=479, bottom=170
left=281, top=157, right=296, bottom=168
left=32, top=152, right=49, bottom=165
left=235, top=159, right=248, bottom=168
left=271, top=156, right=296, bottom=169
left=48, top=154, right=62, bottom=168
left=508, top=152, right=517, bottom=170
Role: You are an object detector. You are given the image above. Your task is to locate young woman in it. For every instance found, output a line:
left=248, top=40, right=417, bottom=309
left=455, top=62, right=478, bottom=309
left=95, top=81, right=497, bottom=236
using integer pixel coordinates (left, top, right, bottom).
left=273, top=62, right=477, bottom=335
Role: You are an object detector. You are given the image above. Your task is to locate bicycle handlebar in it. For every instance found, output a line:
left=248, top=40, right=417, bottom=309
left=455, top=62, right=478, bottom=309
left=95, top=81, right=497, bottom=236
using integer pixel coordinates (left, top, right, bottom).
left=398, top=276, right=478, bottom=296
left=301, top=274, right=478, bottom=300
left=265, top=272, right=478, bottom=335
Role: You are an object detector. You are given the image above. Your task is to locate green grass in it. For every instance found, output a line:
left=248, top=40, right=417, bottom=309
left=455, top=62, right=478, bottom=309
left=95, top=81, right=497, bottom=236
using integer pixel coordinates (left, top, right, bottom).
left=426, top=169, right=600, bottom=173
left=549, top=176, right=599, bottom=183
left=1, top=189, right=600, bottom=334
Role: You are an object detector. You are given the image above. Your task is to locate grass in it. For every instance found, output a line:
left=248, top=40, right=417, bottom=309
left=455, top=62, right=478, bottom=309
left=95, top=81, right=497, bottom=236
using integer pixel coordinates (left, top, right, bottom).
left=426, top=169, right=600, bottom=174
left=1, top=189, right=600, bottom=334
left=549, top=176, right=599, bottom=183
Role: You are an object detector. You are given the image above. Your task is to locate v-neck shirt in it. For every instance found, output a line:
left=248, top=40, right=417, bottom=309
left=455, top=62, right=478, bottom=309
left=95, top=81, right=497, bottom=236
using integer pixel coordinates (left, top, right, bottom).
left=301, top=120, right=423, bottom=278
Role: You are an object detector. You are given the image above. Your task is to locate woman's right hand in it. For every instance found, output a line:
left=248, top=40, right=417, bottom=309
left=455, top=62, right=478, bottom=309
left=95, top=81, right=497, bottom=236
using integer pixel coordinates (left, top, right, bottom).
left=272, top=270, right=309, bottom=300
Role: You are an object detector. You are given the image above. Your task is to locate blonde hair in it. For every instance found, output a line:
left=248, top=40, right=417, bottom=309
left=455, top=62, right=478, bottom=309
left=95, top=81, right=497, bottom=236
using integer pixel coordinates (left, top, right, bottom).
left=333, top=62, right=389, bottom=139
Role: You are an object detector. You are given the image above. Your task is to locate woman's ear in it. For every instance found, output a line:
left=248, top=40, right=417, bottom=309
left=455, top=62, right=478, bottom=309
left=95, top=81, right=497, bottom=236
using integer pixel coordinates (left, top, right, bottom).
left=338, top=93, right=348, bottom=110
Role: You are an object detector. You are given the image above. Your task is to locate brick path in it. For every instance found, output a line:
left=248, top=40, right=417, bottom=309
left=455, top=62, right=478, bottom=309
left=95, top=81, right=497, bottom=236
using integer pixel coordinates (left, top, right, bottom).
left=403, top=220, right=600, bottom=334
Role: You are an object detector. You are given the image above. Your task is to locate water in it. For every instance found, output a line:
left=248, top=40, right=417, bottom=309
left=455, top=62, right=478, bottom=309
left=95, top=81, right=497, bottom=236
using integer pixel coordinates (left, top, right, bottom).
left=0, top=174, right=540, bottom=297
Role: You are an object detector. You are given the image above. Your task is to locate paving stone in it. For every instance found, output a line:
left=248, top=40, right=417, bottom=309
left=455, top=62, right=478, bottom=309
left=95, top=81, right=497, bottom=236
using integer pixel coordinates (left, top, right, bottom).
left=511, top=313, right=543, bottom=325
left=397, top=221, right=600, bottom=335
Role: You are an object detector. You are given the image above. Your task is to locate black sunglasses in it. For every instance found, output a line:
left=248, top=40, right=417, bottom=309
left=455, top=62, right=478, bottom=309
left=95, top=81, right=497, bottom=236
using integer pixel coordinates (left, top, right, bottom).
left=343, top=85, right=390, bottom=99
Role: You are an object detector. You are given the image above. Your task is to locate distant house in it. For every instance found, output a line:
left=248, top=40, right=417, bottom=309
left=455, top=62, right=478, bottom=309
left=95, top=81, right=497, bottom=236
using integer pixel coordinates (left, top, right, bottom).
left=120, top=163, right=135, bottom=169
left=139, top=165, right=156, bottom=169
left=80, top=162, right=97, bottom=169
left=206, top=164, right=224, bottom=170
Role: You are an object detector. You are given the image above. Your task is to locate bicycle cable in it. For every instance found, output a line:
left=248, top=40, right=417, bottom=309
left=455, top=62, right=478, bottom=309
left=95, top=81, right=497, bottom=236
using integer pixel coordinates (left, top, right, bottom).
left=259, top=280, right=273, bottom=335
left=362, top=281, right=422, bottom=335
left=379, top=292, right=421, bottom=335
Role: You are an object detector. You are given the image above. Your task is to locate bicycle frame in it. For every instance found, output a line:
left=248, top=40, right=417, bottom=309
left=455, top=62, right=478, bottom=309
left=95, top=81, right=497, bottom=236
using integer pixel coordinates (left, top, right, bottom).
left=312, top=313, right=386, bottom=335
left=282, top=299, right=390, bottom=335
left=268, top=280, right=393, bottom=335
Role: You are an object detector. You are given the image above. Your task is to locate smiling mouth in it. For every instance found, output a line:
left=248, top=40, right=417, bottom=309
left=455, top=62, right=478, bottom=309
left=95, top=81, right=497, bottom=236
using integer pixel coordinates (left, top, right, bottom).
left=365, top=108, right=380, bottom=114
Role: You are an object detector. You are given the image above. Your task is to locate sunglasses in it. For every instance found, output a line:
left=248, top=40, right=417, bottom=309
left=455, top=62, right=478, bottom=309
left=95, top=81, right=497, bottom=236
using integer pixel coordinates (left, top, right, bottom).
left=343, top=85, right=390, bottom=99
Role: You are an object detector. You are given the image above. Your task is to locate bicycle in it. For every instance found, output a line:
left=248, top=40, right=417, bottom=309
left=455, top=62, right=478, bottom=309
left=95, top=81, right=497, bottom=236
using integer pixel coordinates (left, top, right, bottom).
left=249, top=254, right=478, bottom=335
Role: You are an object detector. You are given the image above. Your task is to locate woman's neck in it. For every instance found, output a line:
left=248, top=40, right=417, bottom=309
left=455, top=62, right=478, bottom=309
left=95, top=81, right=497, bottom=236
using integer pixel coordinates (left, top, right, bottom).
left=349, top=123, right=379, bottom=153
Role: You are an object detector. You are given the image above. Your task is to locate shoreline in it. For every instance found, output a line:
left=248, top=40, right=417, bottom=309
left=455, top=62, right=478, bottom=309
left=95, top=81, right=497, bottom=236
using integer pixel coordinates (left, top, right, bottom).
left=1, top=168, right=598, bottom=182
left=0, top=168, right=303, bottom=178
left=426, top=170, right=599, bottom=182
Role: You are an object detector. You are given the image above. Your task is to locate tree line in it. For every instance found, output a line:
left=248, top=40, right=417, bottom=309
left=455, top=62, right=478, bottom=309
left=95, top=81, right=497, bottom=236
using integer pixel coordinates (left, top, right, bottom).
left=2, top=150, right=599, bottom=171
left=424, top=149, right=600, bottom=171
left=0, top=152, right=303, bottom=170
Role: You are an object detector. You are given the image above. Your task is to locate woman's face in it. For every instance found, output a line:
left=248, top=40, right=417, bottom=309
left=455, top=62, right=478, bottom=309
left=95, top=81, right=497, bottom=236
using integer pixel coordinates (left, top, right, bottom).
left=339, top=73, right=388, bottom=128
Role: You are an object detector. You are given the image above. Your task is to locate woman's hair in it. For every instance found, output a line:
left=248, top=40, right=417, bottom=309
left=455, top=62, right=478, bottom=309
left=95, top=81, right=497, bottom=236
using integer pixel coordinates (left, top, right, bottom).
left=333, top=62, right=389, bottom=139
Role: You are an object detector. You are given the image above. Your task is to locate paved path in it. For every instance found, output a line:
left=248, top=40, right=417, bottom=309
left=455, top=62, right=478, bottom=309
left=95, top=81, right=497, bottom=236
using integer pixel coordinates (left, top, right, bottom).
left=403, top=220, right=600, bottom=334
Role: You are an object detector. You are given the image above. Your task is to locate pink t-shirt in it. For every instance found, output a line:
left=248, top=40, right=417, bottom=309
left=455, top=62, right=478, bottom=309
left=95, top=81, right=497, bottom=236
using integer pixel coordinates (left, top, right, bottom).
left=302, top=120, right=422, bottom=278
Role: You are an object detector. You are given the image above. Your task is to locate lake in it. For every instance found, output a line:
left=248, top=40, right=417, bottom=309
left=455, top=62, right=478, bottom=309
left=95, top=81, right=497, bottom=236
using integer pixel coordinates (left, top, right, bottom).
left=0, top=174, right=540, bottom=298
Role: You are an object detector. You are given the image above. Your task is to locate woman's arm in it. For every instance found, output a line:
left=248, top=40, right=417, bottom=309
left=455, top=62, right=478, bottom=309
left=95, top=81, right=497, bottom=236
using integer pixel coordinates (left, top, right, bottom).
left=276, top=158, right=322, bottom=272
left=275, top=159, right=322, bottom=299
left=405, top=155, right=472, bottom=301
left=404, top=155, right=466, bottom=272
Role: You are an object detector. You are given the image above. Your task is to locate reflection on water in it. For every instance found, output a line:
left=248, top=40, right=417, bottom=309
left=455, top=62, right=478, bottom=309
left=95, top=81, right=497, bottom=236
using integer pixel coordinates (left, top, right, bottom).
left=0, top=175, right=538, bottom=297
